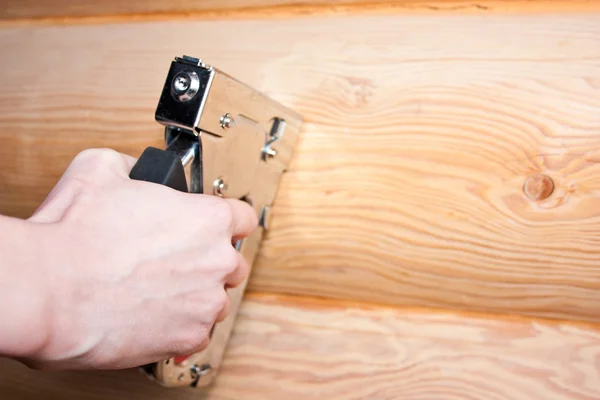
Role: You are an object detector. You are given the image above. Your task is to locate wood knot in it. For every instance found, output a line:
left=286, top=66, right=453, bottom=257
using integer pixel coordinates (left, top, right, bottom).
left=523, top=174, right=554, bottom=201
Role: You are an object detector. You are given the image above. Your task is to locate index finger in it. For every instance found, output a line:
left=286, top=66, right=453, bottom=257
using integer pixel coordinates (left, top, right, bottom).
left=225, top=198, right=259, bottom=240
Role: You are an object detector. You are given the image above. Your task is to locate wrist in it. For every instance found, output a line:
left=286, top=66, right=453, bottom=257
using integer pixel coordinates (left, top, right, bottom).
left=0, top=215, right=52, bottom=360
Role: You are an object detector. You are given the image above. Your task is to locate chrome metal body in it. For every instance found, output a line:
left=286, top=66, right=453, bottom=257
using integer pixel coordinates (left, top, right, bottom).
left=141, top=55, right=303, bottom=388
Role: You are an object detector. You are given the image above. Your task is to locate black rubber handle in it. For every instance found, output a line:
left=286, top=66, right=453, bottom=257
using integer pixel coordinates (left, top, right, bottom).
left=129, top=147, right=188, bottom=192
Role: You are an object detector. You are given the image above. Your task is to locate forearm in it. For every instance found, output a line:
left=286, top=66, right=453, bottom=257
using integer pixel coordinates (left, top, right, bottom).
left=0, top=215, right=50, bottom=359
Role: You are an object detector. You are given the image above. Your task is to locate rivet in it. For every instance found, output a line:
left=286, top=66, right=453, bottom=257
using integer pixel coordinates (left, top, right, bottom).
left=220, top=113, right=235, bottom=129
left=213, top=177, right=228, bottom=197
left=190, top=364, right=212, bottom=379
left=523, top=174, right=554, bottom=201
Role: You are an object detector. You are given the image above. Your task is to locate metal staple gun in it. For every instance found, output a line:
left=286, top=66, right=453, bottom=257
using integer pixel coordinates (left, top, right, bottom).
left=128, top=55, right=303, bottom=388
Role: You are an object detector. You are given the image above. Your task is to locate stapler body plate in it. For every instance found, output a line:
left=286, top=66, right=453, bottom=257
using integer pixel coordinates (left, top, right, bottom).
left=135, top=55, right=303, bottom=388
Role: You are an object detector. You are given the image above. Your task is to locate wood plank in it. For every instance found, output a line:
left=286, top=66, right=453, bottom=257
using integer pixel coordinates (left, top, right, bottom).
left=1, top=294, right=599, bottom=399
left=0, top=0, right=599, bottom=23
left=0, top=14, right=600, bottom=322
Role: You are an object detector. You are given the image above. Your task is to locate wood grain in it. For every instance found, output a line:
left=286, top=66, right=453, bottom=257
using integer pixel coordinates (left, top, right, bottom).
left=0, top=0, right=599, bottom=23
left=1, top=293, right=599, bottom=400
left=0, top=14, right=600, bottom=321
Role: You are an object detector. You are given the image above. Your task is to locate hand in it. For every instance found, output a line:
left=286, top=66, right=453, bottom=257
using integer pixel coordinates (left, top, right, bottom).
left=18, top=148, right=258, bottom=370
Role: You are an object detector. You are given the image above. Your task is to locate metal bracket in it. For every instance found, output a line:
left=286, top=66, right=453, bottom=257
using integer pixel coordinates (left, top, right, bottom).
left=139, top=55, right=303, bottom=388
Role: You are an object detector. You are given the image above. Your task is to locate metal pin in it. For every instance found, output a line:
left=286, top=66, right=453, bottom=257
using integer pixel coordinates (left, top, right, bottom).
left=235, top=239, right=244, bottom=251
left=190, top=364, right=213, bottom=387
left=259, top=206, right=271, bottom=230
left=180, top=146, right=196, bottom=167
left=262, top=147, right=277, bottom=160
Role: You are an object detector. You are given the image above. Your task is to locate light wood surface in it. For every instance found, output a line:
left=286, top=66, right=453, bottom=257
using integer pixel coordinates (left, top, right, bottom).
left=1, top=294, right=599, bottom=399
left=0, top=0, right=599, bottom=22
left=1, top=13, right=600, bottom=322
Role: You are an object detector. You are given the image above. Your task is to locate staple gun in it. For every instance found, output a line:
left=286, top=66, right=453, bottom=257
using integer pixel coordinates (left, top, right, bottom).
left=128, top=55, right=303, bottom=388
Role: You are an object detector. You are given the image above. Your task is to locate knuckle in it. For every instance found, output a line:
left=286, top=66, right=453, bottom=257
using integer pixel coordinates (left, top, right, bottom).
left=63, top=174, right=101, bottom=204
left=73, top=148, right=121, bottom=168
left=69, top=149, right=122, bottom=182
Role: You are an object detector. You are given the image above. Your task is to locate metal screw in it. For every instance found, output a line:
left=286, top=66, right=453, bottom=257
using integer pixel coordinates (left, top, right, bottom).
left=174, top=75, right=190, bottom=92
left=220, top=113, right=235, bottom=129
left=213, top=177, right=228, bottom=197
left=172, top=71, right=200, bottom=102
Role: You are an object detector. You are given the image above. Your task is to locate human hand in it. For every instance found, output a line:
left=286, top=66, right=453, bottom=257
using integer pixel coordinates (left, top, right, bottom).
left=19, top=148, right=258, bottom=371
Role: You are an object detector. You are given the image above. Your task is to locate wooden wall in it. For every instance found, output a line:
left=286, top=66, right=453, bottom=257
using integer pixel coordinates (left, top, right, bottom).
left=2, top=294, right=600, bottom=400
left=0, top=1, right=599, bottom=399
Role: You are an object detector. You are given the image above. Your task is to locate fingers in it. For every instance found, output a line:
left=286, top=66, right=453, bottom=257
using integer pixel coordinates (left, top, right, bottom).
left=215, top=295, right=231, bottom=323
left=214, top=253, right=248, bottom=325
left=211, top=251, right=248, bottom=327
left=224, top=198, right=259, bottom=241
left=225, top=251, right=250, bottom=289
left=185, top=336, right=211, bottom=358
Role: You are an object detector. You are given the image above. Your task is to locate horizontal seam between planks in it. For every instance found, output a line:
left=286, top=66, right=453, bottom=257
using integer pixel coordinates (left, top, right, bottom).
left=243, top=290, right=600, bottom=331
left=1, top=1, right=599, bottom=27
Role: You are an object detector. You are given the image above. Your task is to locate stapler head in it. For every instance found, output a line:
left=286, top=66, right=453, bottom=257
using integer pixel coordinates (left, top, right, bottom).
left=128, top=55, right=303, bottom=388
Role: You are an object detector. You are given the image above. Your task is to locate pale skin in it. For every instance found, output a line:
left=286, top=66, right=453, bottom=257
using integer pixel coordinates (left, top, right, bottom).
left=0, top=148, right=258, bottom=371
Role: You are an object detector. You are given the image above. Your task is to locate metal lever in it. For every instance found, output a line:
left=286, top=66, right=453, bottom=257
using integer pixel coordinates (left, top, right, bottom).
left=129, top=130, right=212, bottom=387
